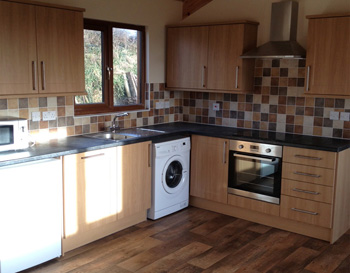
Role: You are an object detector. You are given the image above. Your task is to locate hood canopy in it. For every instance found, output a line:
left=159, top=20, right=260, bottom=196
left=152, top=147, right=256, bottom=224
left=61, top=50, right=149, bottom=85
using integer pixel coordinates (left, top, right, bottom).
left=241, top=1, right=306, bottom=59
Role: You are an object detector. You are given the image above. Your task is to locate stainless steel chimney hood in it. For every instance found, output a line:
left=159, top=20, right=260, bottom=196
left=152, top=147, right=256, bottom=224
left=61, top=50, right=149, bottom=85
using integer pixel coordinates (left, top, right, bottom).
left=241, top=1, right=306, bottom=59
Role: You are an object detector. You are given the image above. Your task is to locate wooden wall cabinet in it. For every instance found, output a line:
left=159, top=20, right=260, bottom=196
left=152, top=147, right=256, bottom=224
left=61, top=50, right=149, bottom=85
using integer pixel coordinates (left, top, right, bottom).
left=166, top=21, right=258, bottom=93
left=190, top=135, right=229, bottom=204
left=0, top=0, right=85, bottom=98
left=304, top=13, right=350, bottom=97
left=62, top=142, right=151, bottom=253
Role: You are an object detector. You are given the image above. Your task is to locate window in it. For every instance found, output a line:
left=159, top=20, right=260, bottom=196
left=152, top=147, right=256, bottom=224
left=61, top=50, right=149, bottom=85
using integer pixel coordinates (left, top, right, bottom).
left=75, top=19, right=146, bottom=115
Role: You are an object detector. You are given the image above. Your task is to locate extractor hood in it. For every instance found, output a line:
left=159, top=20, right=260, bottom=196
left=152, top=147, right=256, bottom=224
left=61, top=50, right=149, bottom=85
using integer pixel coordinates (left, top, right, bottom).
left=241, top=1, right=306, bottom=59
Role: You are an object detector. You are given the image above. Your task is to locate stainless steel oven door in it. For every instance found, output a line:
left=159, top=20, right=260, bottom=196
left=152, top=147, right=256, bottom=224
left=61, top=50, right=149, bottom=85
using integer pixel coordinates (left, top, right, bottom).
left=228, top=151, right=282, bottom=204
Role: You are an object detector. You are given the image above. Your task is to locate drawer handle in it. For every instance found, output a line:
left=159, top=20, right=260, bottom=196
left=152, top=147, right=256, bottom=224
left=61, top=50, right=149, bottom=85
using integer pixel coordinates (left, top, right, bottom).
left=291, top=207, right=318, bottom=216
left=81, top=153, right=105, bottom=160
left=292, top=188, right=320, bottom=195
left=293, top=171, right=321, bottom=178
left=294, top=154, right=322, bottom=161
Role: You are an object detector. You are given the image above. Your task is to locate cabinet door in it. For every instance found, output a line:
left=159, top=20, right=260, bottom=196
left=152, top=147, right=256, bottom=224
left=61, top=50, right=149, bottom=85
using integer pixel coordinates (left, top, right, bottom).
left=63, top=148, right=118, bottom=239
left=166, top=26, right=208, bottom=89
left=36, top=6, right=85, bottom=94
left=207, top=24, right=244, bottom=91
left=0, top=1, right=37, bottom=96
left=117, top=141, right=151, bottom=220
left=305, top=16, right=350, bottom=96
left=190, top=135, right=228, bottom=203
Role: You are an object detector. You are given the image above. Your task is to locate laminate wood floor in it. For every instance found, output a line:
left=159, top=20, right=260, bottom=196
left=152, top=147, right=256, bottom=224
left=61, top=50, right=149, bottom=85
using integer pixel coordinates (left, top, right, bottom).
left=24, top=207, right=350, bottom=273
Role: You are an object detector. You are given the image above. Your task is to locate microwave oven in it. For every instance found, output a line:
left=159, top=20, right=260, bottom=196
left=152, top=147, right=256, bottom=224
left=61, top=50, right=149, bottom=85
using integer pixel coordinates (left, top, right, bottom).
left=0, top=117, right=29, bottom=152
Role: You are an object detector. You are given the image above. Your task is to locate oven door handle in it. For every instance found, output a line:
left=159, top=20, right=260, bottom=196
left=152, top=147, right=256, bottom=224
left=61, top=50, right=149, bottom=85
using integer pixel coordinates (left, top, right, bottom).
left=233, top=153, right=275, bottom=162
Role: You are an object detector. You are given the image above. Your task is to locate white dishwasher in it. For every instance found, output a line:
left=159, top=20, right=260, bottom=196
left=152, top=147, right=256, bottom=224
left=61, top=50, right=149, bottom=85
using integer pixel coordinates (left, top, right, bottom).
left=0, top=158, right=62, bottom=273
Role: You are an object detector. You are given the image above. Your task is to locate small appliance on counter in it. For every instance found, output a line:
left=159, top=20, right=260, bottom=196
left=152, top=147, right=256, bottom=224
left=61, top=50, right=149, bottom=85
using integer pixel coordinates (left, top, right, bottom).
left=0, top=116, right=29, bottom=152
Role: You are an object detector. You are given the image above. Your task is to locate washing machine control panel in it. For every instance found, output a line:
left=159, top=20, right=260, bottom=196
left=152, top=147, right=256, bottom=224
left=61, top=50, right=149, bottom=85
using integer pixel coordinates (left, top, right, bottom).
left=154, top=137, right=191, bottom=157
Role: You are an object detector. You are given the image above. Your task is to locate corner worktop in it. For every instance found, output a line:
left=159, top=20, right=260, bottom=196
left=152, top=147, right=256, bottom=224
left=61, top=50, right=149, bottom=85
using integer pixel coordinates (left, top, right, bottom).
left=1, top=122, right=349, bottom=167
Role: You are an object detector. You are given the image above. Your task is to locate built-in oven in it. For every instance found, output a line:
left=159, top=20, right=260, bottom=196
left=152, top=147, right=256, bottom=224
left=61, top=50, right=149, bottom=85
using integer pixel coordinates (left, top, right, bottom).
left=228, top=140, right=283, bottom=204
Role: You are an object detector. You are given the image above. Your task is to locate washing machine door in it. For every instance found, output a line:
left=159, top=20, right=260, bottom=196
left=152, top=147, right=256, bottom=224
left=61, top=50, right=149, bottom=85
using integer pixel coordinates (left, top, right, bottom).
left=162, top=155, right=187, bottom=194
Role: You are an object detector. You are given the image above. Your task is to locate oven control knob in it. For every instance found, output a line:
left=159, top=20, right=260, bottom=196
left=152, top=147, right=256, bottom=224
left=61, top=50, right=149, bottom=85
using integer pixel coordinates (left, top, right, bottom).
left=238, top=145, right=244, bottom=149
left=265, top=148, right=272, bottom=153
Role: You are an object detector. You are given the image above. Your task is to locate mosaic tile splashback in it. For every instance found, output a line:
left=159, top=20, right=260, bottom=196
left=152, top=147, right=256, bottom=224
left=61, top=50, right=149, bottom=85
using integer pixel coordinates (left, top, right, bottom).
left=182, top=59, right=350, bottom=139
left=0, top=84, right=183, bottom=141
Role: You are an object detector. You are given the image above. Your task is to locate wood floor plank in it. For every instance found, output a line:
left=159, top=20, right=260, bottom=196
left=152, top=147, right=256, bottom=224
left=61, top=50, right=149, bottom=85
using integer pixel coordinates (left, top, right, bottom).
left=333, top=255, right=350, bottom=273
left=202, top=243, right=266, bottom=273
left=67, top=237, right=162, bottom=273
left=234, top=232, right=309, bottom=272
left=117, top=232, right=200, bottom=271
left=188, top=230, right=261, bottom=269
left=136, top=242, right=212, bottom=273
left=266, top=246, right=320, bottom=273
left=190, top=214, right=236, bottom=236
left=305, top=234, right=350, bottom=273
left=23, top=207, right=350, bottom=273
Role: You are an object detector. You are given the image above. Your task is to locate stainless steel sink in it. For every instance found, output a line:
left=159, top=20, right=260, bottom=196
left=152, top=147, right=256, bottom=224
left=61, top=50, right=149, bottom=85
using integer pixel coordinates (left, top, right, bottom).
left=85, top=132, right=137, bottom=141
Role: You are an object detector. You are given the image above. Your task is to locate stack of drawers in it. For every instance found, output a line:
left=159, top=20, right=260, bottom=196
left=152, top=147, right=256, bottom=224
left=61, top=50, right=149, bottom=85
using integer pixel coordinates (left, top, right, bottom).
left=280, top=146, right=337, bottom=228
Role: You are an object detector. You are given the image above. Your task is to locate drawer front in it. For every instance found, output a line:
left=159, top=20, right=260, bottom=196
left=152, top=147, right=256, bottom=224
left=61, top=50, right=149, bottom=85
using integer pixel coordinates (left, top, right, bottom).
left=282, top=162, right=335, bottom=186
left=280, top=195, right=332, bottom=228
left=282, top=179, right=333, bottom=204
left=227, top=194, right=280, bottom=216
left=283, top=146, right=336, bottom=169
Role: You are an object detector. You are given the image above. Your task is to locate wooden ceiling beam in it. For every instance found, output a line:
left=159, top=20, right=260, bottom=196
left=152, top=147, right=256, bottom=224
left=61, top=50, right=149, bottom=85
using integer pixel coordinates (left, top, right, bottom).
left=181, top=0, right=213, bottom=19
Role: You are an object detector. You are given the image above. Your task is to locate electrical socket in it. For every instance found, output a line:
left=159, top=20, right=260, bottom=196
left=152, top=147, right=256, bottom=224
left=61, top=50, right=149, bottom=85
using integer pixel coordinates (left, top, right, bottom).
left=329, top=111, right=339, bottom=120
left=31, top=111, right=41, bottom=122
left=213, top=103, right=220, bottom=111
left=340, top=112, right=350, bottom=121
left=156, top=102, right=164, bottom=109
left=42, top=111, right=57, bottom=121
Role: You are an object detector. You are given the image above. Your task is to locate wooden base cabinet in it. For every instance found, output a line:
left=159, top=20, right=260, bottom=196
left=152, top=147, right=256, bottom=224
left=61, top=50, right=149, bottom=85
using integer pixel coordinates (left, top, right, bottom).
left=190, top=139, right=350, bottom=243
left=305, top=13, right=350, bottom=97
left=0, top=0, right=85, bottom=98
left=166, top=21, right=258, bottom=93
left=281, top=146, right=350, bottom=243
left=190, top=135, right=229, bottom=204
left=62, top=142, right=151, bottom=253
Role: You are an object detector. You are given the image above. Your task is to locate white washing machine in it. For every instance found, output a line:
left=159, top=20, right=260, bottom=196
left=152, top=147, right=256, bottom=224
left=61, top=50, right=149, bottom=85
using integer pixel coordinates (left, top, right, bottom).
left=147, top=137, right=191, bottom=220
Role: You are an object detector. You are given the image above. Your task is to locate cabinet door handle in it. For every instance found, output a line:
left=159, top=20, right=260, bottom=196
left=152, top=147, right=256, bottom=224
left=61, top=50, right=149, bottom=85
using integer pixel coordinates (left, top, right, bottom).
left=32, top=61, right=37, bottom=90
left=235, top=66, right=239, bottom=89
left=41, top=61, right=46, bottom=90
left=223, top=141, right=227, bottom=164
left=81, top=153, right=105, bottom=160
left=202, top=66, right=206, bottom=88
left=294, top=154, right=322, bottom=161
left=293, top=171, right=321, bottom=178
left=292, top=188, right=320, bottom=195
left=291, top=207, right=318, bottom=215
left=148, top=143, right=151, bottom=167
left=306, top=66, right=310, bottom=91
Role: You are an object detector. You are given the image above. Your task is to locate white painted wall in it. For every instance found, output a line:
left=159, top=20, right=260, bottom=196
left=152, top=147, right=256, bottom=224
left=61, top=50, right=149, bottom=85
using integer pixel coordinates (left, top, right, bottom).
left=34, top=0, right=350, bottom=83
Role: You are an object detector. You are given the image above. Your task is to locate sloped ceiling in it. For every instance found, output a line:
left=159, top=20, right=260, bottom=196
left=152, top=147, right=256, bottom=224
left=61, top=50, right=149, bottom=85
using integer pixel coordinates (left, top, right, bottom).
left=177, top=0, right=213, bottom=19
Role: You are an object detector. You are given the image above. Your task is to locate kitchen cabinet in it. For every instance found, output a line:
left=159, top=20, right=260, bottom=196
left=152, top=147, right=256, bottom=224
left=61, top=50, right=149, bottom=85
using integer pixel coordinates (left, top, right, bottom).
left=281, top=146, right=350, bottom=242
left=0, top=158, right=62, bottom=273
left=190, top=135, right=228, bottom=204
left=166, top=21, right=258, bottom=93
left=62, top=142, right=151, bottom=253
left=0, top=0, right=85, bottom=98
left=190, top=141, right=350, bottom=243
left=304, top=13, right=350, bottom=97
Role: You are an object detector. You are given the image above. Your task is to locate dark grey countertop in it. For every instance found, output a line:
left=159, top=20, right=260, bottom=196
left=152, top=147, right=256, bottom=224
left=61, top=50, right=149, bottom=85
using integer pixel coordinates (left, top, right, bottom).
left=1, top=122, right=349, bottom=167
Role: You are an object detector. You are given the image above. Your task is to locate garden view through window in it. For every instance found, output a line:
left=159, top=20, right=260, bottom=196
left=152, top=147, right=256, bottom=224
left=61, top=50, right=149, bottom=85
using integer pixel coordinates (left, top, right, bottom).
left=75, top=19, right=146, bottom=115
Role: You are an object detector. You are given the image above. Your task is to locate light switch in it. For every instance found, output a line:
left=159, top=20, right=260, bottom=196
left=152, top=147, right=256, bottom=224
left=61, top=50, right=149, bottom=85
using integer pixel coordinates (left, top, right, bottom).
left=330, top=111, right=339, bottom=120
left=31, top=111, right=41, bottom=122
left=340, top=112, right=350, bottom=121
